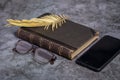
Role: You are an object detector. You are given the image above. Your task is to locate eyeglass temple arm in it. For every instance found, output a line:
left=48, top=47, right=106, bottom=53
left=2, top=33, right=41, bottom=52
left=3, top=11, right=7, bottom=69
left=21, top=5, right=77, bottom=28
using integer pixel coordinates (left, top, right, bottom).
left=49, top=55, right=57, bottom=65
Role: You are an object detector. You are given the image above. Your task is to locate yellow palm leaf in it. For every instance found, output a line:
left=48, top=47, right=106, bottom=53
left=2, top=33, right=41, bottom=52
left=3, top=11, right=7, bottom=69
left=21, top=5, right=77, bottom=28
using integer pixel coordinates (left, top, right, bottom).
left=6, top=14, right=68, bottom=31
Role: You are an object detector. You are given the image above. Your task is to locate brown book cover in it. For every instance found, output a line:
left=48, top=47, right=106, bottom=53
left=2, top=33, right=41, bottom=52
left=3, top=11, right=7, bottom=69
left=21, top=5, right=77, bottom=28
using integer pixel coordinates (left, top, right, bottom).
left=16, top=13, right=99, bottom=59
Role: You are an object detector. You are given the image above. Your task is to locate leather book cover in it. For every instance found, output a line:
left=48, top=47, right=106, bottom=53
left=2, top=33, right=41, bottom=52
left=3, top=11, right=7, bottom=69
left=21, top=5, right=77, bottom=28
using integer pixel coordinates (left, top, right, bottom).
left=16, top=13, right=99, bottom=59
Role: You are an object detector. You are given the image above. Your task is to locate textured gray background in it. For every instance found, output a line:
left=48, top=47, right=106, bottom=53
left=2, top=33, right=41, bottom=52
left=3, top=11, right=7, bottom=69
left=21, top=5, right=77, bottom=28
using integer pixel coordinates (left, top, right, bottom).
left=0, top=0, right=120, bottom=80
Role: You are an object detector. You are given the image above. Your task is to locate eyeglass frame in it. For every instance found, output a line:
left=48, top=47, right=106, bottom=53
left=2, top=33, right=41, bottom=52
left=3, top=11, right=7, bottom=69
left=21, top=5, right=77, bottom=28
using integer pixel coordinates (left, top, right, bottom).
left=12, top=40, right=57, bottom=64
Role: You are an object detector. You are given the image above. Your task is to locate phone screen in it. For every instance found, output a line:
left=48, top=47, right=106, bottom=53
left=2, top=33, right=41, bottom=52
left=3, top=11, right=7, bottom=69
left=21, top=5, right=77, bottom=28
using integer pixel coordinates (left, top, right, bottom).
left=76, top=35, right=120, bottom=72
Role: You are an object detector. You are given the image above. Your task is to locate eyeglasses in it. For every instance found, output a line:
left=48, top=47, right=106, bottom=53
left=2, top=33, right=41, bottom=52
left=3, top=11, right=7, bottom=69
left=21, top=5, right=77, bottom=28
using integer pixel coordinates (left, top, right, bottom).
left=12, top=40, right=57, bottom=65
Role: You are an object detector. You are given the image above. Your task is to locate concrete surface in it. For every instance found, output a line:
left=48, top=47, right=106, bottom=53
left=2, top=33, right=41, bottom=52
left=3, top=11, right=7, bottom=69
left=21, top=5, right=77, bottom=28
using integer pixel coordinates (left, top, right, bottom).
left=0, top=0, right=120, bottom=80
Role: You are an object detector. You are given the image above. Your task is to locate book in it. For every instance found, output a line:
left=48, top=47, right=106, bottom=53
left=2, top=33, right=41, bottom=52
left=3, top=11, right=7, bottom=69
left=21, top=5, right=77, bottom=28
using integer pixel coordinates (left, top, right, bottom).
left=16, top=13, right=99, bottom=59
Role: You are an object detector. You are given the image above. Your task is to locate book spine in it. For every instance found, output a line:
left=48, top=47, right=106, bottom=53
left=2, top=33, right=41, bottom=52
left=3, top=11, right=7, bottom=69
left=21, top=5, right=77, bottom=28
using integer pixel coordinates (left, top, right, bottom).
left=16, top=28, right=74, bottom=59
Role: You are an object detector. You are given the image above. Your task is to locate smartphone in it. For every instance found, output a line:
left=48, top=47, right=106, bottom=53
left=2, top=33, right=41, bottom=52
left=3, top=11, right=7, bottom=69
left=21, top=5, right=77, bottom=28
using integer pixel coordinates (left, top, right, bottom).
left=76, top=35, right=120, bottom=72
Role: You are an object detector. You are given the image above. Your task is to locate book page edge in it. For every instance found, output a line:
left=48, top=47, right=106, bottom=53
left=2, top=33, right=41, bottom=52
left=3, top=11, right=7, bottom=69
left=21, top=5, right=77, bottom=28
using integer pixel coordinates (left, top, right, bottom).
left=70, top=32, right=99, bottom=59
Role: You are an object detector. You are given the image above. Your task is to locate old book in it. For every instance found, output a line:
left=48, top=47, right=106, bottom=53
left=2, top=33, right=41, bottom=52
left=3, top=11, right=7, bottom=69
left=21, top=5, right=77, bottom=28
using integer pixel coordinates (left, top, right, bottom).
left=16, top=13, right=99, bottom=59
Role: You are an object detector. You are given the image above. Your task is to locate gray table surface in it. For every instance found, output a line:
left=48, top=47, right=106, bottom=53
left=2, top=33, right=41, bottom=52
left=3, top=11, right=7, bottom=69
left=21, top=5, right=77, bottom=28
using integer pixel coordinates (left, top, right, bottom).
left=0, top=0, right=120, bottom=80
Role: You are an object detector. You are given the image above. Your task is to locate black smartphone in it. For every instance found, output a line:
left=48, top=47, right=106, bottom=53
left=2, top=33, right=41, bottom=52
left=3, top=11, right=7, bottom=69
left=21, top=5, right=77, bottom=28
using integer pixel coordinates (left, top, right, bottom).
left=76, top=35, right=120, bottom=72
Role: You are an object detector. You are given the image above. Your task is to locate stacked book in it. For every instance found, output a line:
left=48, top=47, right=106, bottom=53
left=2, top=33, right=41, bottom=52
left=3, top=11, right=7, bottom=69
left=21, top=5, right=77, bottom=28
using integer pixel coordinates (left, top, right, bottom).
left=16, top=13, right=99, bottom=59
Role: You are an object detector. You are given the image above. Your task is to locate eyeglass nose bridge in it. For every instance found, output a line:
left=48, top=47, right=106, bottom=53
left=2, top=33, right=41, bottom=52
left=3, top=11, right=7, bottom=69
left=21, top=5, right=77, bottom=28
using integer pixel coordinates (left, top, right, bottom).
left=31, top=45, right=39, bottom=53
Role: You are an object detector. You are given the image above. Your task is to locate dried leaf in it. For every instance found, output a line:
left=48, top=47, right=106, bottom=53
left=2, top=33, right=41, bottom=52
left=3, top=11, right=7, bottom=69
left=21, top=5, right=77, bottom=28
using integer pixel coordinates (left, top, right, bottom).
left=6, top=14, right=68, bottom=31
